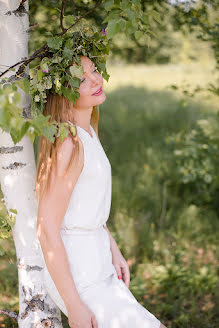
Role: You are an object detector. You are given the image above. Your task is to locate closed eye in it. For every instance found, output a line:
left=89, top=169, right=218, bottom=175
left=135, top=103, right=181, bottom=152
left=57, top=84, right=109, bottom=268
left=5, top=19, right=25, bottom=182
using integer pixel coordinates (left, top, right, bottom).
left=81, top=67, right=98, bottom=83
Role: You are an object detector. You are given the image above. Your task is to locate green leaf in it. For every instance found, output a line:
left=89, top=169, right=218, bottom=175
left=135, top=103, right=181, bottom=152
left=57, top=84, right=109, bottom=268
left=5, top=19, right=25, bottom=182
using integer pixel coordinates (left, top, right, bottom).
left=0, top=107, right=10, bottom=127
left=64, top=38, right=73, bottom=50
left=104, top=0, right=114, bottom=11
left=145, top=34, right=151, bottom=48
left=135, top=30, right=143, bottom=40
left=0, top=231, right=10, bottom=239
left=41, top=124, right=57, bottom=143
left=40, top=62, right=49, bottom=73
left=102, top=71, right=110, bottom=82
left=47, top=36, right=63, bottom=50
left=16, top=78, right=30, bottom=94
left=121, top=0, right=130, bottom=10
left=125, top=21, right=132, bottom=36
left=9, top=208, right=17, bottom=214
left=102, top=11, right=120, bottom=24
left=33, top=113, right=50, bottom=130
left=65, top=15, right=74, bottom=25
left=118, top=18, right=126, bottom=31
left=69, top=65, right=84, bottom=79
left=37, top=69, right=43, bottom=81
left=125, top=8, right=135, bottom=20
left=26, top=126, right=36, bottom=144
left=63, top=47, right=73, bottom=60
left=147, top=29, right=158, bottom=39
left=10, top=120, right=30, bottom=144
left=58, top=123, right=69, bottom=142
left=74, top=90, right=81, bottom=100
left=68, top=77, right=80, bottom=88
left=69, top=125, right=76, bottom=137
left=151, top=10, right=162, bottom=24
left=62, top=86, right=77, bottom=103
left=106, top=18, right=121, bottom=39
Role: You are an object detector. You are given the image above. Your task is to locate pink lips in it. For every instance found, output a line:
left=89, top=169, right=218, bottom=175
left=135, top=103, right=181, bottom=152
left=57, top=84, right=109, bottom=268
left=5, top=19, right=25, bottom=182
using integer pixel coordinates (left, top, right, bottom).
left=92, top=87, right=103, bottom=96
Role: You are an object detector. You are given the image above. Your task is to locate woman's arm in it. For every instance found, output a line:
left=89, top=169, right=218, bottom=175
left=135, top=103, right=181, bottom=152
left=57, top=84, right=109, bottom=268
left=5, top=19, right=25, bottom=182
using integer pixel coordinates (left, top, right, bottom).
left=37, top=135, right=84, bottom=313
left=103, top=224, right=130, bottom=288
left=104, top=224, right=120, bottom=253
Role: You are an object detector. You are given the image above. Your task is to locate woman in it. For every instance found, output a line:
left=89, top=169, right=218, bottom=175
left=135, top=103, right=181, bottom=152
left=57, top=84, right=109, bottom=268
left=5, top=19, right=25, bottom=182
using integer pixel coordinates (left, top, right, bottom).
left=36, top=55, right=166, bottom=328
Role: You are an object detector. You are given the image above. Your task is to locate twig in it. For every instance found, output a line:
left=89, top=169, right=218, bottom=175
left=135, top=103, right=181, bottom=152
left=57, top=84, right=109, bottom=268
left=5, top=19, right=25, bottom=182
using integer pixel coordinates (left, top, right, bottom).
left=0, top=309, right=18, bottom=321
left=27, top=23, right=39, bottom=32
left=59, top=0, right=103, bottom=36
left=0, top=0, right=103, bottom=79
left=0, top=45, right=48, bottom=78
left=60, top=0, right=68, bottom=33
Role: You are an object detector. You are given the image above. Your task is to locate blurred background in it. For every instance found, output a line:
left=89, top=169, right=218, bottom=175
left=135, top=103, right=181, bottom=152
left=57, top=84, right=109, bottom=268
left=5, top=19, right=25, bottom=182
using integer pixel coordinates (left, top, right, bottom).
left=0, top=0, right=218, bottom=327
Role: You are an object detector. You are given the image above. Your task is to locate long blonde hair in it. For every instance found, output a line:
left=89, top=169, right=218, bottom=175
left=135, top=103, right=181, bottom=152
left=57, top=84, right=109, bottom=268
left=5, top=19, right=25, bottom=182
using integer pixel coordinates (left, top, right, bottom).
left=35, top=93, right=99, bottom=201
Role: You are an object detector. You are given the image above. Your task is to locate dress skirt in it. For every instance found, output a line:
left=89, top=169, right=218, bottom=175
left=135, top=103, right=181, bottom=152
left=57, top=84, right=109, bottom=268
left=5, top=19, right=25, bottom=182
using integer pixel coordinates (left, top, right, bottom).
left=42, top=226, right=161, bottom=328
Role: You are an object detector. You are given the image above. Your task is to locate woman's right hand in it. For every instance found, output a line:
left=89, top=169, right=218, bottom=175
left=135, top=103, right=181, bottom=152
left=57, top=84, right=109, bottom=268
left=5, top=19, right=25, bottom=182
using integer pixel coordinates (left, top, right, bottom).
left=67, top=300, right=98, bottom=328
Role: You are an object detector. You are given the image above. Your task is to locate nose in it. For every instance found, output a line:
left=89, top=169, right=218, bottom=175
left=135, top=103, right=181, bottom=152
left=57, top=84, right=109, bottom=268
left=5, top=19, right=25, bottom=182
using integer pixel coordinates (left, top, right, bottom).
left=90, top=76, right=99, bottom=86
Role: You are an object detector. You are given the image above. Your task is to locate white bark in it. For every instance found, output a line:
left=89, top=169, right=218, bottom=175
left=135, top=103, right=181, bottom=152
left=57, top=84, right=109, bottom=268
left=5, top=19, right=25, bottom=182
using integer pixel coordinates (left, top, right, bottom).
left=0, top=1, right=63, bottom=327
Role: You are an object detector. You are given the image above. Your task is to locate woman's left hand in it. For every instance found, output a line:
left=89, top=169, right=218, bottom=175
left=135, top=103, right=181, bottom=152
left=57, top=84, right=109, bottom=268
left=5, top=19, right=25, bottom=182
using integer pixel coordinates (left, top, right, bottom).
left=111, top=246, right=130, bottom=288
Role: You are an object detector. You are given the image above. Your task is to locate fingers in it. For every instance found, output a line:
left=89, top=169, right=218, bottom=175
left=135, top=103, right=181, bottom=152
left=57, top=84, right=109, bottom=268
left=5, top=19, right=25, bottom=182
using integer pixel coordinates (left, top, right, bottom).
left=114, top=263, right=122, bottom=280
left=91, top=314, right=98, bottom=328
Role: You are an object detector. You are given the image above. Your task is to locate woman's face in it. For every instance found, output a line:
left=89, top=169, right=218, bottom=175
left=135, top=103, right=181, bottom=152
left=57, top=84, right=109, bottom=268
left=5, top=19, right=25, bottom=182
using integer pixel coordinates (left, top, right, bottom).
left=73, top=56, right=106, bottom=110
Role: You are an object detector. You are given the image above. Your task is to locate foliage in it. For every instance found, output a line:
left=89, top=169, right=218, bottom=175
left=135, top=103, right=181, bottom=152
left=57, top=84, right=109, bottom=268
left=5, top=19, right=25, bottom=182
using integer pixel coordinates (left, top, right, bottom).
left=165, top=114, right=219, bottom=208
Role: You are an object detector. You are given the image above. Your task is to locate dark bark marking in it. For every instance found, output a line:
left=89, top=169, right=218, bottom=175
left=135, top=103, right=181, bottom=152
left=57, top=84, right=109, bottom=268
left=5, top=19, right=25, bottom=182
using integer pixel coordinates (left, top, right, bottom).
left=41, top=317, right=62, bottom=327
left=5, top=0, right=28, bottom=17
left=17, top=259, right=43, bottom=272
left=2, top=162, right=27, bottom=169
left=22, top=105, right=32, bottom=119
left=0, top=146, right=23, bottom=154
left=21, top=295, right=61, bottom=324
left=22, top=285, right=27, bottom=297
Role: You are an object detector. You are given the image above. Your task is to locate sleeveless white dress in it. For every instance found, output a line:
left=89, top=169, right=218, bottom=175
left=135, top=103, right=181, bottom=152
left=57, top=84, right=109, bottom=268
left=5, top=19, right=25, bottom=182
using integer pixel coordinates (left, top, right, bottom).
left=42, top=123, right=161, bottom=328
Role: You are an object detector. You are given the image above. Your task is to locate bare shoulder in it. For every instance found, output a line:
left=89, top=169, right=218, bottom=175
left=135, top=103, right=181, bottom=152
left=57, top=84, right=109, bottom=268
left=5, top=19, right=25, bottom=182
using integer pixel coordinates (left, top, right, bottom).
left=54, top=133, right=84, bottom=178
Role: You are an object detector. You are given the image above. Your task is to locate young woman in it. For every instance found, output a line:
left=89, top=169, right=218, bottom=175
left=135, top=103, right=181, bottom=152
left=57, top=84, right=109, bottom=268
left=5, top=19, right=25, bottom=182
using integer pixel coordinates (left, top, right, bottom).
left=36, top=55, right=166, bottom=328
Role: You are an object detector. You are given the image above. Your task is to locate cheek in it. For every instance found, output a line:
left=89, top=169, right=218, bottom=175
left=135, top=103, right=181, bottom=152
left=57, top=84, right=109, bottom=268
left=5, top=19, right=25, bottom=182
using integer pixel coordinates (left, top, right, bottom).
left=78, top=83, right=92, bottom=96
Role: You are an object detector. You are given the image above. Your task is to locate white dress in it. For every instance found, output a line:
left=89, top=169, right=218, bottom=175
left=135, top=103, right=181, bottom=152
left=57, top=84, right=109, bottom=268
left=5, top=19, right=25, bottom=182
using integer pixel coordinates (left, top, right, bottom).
left=42, top=123, right=161, bottom=328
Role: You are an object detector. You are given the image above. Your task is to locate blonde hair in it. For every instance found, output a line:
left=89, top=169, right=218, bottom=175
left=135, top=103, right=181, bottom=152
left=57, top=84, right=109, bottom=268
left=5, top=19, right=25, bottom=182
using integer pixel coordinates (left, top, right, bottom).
left=35, top=92, right=99, bottom=201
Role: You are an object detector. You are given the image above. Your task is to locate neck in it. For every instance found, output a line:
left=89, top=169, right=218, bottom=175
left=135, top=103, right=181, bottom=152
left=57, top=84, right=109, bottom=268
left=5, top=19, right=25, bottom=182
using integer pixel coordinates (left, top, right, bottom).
left=71, top=105, right=93, bottom=130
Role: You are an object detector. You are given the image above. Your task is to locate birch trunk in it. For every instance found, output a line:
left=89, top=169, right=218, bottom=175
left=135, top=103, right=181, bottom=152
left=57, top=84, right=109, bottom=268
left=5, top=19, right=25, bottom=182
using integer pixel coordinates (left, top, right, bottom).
left=0, top=1, right=63, bottom=326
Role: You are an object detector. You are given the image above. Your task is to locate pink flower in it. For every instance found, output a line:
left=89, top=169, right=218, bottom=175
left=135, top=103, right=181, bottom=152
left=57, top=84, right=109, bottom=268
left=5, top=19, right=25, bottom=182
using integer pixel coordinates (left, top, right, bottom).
left=102, top=28, right=106, bottom=35
left=42, top=68, right=49, bottom=73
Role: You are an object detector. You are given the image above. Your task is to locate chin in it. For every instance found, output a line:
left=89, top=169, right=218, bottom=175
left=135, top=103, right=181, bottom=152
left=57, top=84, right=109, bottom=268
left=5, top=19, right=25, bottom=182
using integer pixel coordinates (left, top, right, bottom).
left=94, top=93, right=106, bottom=106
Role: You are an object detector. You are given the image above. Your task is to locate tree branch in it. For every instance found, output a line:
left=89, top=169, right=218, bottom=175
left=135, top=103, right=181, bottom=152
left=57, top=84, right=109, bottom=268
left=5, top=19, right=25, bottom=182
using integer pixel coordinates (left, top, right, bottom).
left=0, top=309, right=18, bottom=321
left=60, top=0, right=68, bottom=33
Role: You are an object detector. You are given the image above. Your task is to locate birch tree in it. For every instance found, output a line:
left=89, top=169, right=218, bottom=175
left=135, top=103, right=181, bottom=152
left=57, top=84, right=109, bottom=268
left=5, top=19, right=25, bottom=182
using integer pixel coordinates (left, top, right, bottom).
left=0, top=1, right=63, bottom=327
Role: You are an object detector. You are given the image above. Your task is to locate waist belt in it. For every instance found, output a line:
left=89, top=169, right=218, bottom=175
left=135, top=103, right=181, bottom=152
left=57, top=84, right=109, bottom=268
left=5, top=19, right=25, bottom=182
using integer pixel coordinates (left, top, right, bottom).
left=60, top=224, right=104, bottom=235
